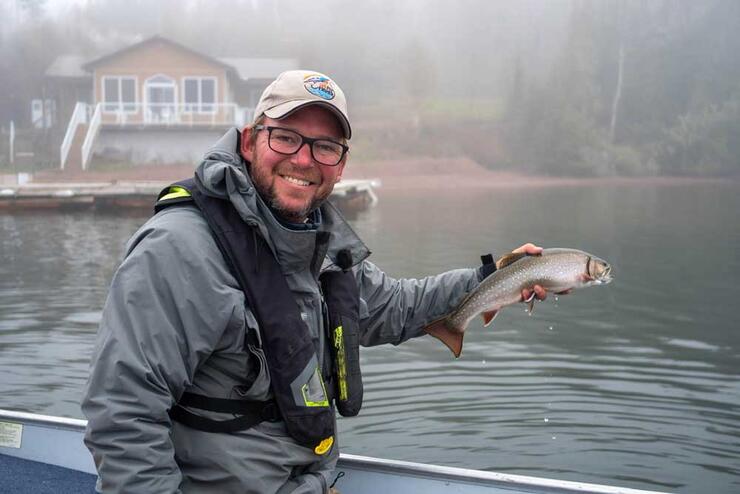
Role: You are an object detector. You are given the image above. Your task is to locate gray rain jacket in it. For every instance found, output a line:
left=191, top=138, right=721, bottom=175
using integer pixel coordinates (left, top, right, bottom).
left=82, top=128, right=481, bottom=494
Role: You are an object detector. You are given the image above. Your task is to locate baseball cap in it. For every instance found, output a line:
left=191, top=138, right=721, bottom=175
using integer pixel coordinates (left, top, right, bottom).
left=253, top=70, right=351, bottom=139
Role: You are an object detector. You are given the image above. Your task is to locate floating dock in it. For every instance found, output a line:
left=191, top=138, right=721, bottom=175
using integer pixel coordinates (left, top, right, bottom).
left=0, top=178, right=380, bottom=213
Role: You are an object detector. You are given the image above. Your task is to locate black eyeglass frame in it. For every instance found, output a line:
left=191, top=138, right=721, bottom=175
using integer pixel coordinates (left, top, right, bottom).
left=253, top=125, right=349, bottom=166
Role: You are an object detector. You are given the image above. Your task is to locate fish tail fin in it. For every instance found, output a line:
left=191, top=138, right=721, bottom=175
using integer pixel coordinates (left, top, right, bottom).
left=424, top=318, right=464, bottom=358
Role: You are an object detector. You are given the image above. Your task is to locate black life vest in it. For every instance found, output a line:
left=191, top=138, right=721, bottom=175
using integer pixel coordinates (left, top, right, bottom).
left=155, top=176, right=363, bottom=454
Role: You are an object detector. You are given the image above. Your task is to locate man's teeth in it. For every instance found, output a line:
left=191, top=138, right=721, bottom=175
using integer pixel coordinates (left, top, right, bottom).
left=283, top=175, right=311, bottom=186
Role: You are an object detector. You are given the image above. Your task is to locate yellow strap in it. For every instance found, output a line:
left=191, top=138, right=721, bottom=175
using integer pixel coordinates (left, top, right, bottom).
left=159, top=186, right=191, bottom=202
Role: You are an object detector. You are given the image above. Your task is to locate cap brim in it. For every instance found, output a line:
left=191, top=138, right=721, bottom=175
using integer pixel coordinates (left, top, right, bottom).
left=264, top=100, right=352, bottom=139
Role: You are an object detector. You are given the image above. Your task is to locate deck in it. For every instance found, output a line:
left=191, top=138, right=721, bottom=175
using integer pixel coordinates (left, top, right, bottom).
left=0, top=179, right=380, bottom=213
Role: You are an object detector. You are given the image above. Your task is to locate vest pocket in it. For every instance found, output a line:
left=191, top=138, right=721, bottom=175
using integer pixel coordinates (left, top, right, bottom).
left=233, top=322, right=271, bottom=400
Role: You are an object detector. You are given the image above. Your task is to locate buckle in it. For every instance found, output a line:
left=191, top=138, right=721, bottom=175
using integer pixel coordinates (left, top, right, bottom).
left=261, top=402, right=281, bottom=422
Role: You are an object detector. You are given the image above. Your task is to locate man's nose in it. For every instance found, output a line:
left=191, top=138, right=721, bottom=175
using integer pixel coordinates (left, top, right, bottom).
left=291, top=142, right=314, bottom=167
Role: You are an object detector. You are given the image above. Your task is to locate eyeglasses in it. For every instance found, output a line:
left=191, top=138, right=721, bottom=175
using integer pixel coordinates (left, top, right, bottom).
left=253, top=125, right=349, bottom=166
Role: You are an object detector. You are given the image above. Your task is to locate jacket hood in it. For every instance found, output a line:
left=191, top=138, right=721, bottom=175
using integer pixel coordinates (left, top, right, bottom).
left=194, top=128, right=370, bottom=275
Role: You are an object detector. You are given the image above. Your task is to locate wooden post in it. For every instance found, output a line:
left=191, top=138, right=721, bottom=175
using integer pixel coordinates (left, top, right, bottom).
left=9, top=120, right=14, bottom=165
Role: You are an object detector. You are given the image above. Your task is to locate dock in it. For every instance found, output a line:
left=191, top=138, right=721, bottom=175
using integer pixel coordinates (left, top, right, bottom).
left=0, top=178, right=380, bottom=213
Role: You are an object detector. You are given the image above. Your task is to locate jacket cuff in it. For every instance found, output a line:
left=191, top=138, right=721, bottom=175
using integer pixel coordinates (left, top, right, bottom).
left=477, top=253, right=496, bottom=281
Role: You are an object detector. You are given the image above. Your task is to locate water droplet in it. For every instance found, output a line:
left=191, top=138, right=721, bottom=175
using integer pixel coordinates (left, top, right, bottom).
left=481, top=360, right=486, bottom=365
left=552, top=436, right=557, bottom=440
left=554, top=295, right=559, bottom=302
left=548, top=326, right=554, bottom=331
left=543, top=418, right=549, bottom=422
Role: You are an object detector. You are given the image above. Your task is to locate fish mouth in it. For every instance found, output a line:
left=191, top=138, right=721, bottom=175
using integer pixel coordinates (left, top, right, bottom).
left=599, top=265, right=613, bottom=284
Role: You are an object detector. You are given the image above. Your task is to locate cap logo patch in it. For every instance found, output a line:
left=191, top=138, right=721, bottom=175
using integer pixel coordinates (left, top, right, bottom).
left=303, top=74, right=336, bottom=100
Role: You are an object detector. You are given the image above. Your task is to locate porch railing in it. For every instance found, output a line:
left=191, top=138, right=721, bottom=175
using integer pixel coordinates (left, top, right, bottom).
left=101, top=102, right=250, bottom=128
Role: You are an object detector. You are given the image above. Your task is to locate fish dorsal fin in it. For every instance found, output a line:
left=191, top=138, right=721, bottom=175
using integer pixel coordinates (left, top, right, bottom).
left=496, top=252, right=529, bottom=269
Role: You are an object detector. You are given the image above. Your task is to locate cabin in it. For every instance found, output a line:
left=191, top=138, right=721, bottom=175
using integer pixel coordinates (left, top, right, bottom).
left=44, top=36, right=297, bottom=170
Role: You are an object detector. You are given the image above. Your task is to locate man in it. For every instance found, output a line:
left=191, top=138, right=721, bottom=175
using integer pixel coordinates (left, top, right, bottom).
left=82, top=70, right=548, bottom=493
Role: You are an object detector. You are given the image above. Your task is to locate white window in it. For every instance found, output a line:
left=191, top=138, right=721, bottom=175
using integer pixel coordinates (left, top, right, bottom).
left=183, top=77, right=217, bottom=113
left=102, top=76, right=137, bottom=113
left=145, top=74, right=177, bottom=123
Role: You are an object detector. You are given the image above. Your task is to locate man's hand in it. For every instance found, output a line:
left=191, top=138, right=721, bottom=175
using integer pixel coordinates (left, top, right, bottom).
left=511, top=243, right=542, bottom=256
left=511, top=243, right=547, bottom=302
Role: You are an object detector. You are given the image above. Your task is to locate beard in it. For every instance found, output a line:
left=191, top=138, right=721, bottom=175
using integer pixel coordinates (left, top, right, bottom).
left=248, top=156, right=332, bottom=223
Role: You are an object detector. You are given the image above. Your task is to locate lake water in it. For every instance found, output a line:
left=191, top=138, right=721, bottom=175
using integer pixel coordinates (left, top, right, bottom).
left=1, top=181, right=739, bottom=492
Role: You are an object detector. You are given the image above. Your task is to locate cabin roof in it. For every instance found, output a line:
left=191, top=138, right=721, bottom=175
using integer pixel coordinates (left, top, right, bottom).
left=45, top=55, right=91, bottom=79
left=81, top=35, right=233, bottom=72
left=45, top=36, right=297, bottom=82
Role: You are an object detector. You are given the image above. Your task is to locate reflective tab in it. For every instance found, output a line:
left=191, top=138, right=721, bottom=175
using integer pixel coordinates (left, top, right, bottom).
left=301, top=367, right=329, bottom=407
left=314, top=436, right=334, bottom=455
left=333, top=326, right=348, bottom=401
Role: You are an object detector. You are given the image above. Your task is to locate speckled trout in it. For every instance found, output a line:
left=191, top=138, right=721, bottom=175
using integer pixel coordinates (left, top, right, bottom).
left=424, top=248, right=613, bottom=358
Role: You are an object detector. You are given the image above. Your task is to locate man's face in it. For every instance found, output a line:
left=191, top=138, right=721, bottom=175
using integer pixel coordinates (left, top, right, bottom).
left=241, top=105, right=347, bottom=223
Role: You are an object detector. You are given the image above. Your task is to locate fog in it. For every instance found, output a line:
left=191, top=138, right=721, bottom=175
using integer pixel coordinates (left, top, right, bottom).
left=2, top=4, right=740, bottom=491
left=1, top=0, right=739, bottom=176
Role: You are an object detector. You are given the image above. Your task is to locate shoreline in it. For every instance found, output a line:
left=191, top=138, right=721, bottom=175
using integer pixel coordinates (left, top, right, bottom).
left=354, top=172, right=735, bottom=192
left=5, top=157, right=736, bottom=190
left=345, top=157, right=737, bottom=191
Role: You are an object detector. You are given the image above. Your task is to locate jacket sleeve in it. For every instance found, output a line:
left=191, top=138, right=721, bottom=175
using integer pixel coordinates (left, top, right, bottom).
left=81, top=207, right=245, bottom=494
left=355, top=260, right=480, bottom=347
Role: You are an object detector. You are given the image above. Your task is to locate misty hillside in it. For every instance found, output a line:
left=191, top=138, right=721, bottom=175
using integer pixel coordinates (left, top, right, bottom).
left=1, top=0, right=738, bottom=177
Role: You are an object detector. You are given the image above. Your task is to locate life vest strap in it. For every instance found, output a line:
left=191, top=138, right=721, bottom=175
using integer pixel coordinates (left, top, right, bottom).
left=169, top=392, right=281, bottom=433
left=178, top=391, right=279, bottom=415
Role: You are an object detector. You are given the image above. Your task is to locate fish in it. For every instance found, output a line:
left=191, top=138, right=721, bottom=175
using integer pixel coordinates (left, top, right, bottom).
left=424, top=248, right=613, bottom=358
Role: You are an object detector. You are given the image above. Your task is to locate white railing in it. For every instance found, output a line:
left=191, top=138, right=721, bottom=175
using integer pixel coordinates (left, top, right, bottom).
left=81, top=103, right=102, bottom=171
left=101, top=102, right=250, bottom=128
left=60, top=102, right=89, bottom=170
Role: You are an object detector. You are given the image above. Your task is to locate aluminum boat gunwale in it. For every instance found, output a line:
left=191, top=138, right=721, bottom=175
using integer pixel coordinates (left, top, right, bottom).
left=0, top=408, right=670, bottom=494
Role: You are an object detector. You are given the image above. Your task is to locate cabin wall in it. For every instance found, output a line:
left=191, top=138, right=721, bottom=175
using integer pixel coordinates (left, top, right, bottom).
left=92, top=129, right=226, bottom=166
left=92, top=39, right=231, bottom=126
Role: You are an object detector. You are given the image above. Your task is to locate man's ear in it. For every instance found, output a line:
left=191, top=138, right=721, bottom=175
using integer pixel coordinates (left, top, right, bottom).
left=240, top=126, right=254, bottom=162
left=334, top=158, right=347, bottom=183
left=335, top=157, right=347, bottom=182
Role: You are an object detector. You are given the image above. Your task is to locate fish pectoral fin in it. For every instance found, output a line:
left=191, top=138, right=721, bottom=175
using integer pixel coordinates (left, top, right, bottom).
left=423, top=318, right=464, bottom=358
left=481, top=310, right=499, bottom=327
left=523, top=292, right=536, bottom=315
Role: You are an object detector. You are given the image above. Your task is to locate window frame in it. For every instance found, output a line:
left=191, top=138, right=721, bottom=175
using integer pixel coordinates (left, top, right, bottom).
left=182, top=76, right=218, bottom=114
left=101, top=76, right=138, bottom=114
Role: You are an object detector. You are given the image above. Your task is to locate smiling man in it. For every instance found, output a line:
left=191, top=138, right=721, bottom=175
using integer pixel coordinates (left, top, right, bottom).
left=245, top=107, right=348, bottom=223
left=242, top=71, right=351, bottom=223
left=82, top=70, right=547, bottom=494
